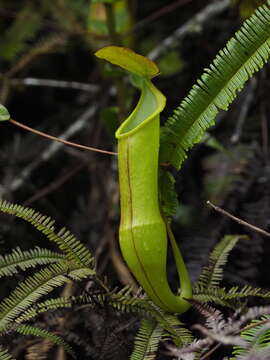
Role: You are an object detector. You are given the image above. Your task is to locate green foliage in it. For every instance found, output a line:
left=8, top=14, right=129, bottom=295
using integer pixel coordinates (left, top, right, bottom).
left=15, top=297, right=72, bottom=324
left=0, top=200, right=94, bottom=267
left=0, top=105, right=10, bottom=121
left=15, top=325, right=76, bottom=358
left=0, top=201, right=96, bottom=358
left=0, top=347, right=15, bottom=360
left=0, top=5, right=42, bottom=61
left=0, top=202, right=269, bottom=359
left=130, top=319, right=163, bottom=360
left=160, top=1, right=270, bottom=170
left=194, top=285, right=270, bottom=309
left=0, top=262, right=92, bottom=331
left=193, top=234, right=270, bottom=309
left=158, top=50, right=185, bottom=77
left=0, top=247, right=65, bottom=278
left=196, top=235, right=247, bottom=289
left=231, top=316, right=270, bottom=359
left=159, top=170, right=179, bottom=219
left=231, top=0, right=266, bottom=18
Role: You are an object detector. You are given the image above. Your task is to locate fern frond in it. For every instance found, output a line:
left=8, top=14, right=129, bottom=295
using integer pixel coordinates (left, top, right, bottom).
left=70, top=287, right=191, bottom=346
left=74, top=286, right=150, bottom=315
left=0, top=262, right=93, bottom=331
left=231, top=316, right=270, bottom=359
left=147, top=306, right=193, bottom=346
left=130, top=319, right=163, bottom=360
left=15, top=297, right=72, bottom=323
left=0, top=347, right=15, bottom=360
left=196, top=235, right=246, bottom=290
left=188, top=299, right=225, bottom=331
left=15, top=324, right=75, bottom=359
left=226, top=285, right=270, bottom=300
left=161, top=1, right=270, bottom=169
left=0, top=200, right=94, bottom=267
left=0, top=247, right=65, bottom=278
left=193, top=285, right=270, bottom=308
left=193, top=286, right=241, bottom=308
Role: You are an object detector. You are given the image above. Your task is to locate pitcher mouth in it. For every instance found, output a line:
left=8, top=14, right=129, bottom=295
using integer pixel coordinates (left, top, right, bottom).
left=115, top=79, right=166, bottom=140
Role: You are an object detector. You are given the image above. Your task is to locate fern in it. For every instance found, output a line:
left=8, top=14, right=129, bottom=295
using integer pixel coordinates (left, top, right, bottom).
left=130, top=319, right=164, bottom=360
left=0, top=347, right=15, bottom=360
left=195, top=235, right=247, bottom=290
left=0, top=247, right=65, bottom=278
left=231, top=316, right=270, bottom=359
left=0, top=262, right=93, bottom=331
left=15, top=324, right=75, bottom=358
left=15, top=297, right=72, bottom=324
left=0, top=200, right=94, bottom=267
left=160, top=1, right=270, bottom=170
left=194, top=285, right=270, bottom=309
left=72, top=288, right=193, bottom=346
left=146, top=306, right=193, bottom=347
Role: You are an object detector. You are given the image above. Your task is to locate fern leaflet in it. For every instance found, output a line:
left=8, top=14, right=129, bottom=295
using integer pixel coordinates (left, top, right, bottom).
left=0, top=247, right=65, bottom=278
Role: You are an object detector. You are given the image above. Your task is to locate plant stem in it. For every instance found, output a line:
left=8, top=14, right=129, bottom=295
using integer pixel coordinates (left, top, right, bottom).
left=9, top=118, right=117, bottom=156
left=207, top=200, right=270, bottom=238
left=165, top=220, right=192, bottom=301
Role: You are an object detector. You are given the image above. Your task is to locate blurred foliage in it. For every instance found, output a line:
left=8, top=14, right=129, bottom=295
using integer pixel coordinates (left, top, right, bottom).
left=158, top=50, right=185, bottom=77
left=231, top=0, right=266, bottom=18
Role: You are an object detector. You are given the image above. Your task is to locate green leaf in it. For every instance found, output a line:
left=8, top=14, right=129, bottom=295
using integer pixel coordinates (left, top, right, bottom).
left=95, top=46, right=160, bottom=78
left=0, top=105, right=10, bottom=121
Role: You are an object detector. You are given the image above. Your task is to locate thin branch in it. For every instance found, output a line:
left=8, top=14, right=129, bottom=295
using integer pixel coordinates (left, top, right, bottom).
left=9, top=118, right=117, bottom=156
left=3, top=105, right=98, bottom=193
left=148, top=0, right=230, bottom=60
left=11, top=77, right=100, bottom=93
left=207, top=200, right=270, bottom=238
